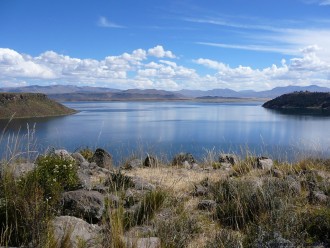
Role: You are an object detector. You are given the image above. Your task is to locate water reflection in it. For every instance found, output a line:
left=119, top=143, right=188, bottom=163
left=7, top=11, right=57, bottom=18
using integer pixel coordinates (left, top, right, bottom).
left=1, top=101, right=330, bottom=163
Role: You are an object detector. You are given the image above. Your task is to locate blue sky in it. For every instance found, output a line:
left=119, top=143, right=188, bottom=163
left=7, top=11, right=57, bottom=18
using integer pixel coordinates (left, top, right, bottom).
left=0, top=0, right=330, bottom=90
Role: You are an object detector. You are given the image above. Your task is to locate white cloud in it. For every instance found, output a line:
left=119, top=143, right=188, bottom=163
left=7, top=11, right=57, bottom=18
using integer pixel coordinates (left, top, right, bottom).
left=0, top=45, right=329, bottom=91
left=148, top=45, right=176, bottom=58
left=97, top=16, right=125, bottom=28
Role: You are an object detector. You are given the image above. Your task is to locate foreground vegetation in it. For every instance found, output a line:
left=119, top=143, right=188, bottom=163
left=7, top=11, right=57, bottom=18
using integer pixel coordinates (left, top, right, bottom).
left=0, top=146, right=329, bottom=247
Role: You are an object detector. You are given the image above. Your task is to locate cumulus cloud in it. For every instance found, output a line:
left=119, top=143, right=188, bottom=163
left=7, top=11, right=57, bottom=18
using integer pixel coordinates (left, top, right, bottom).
left=148, top=45, right=176, bottom=58
left=0, top=45, right=329, bottom=91
left=97, top=16, right=125, bottom=28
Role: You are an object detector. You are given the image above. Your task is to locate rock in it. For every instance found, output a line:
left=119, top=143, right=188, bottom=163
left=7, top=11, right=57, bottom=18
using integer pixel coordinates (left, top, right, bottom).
left=144, top=155, right=157, bottom=167
left=123, top=237, right=161, bottom=248
left=219, top=154, right=239, bottom=165
left=256, top=157, right=273, bottom=170
left=77, top=162, right=111, bottom=190
left=10, top=162, right=35, bottom=179
left=107, top=194, right=120, bottom=208
left=54, top=149, right=74, bottom=161
left=132, top=177, right=156, bottom=191
left=266, top=233, right=294, bottom=248
left=172, top=153, right=196, bottom=167
left=51, top=216, right=101, bottom=248
left=125, top=159, right=143, bottom=170
left=197, top=200, right=216, bottom=210
left=61, top=190, right=105, bottom=223
left=310, top=191, right=329, bottom=204
left=71, top=152, right=86, bottom=164
left=193, top=184, right=208, bottom=196
left=91, top=148, right=112, bottom=169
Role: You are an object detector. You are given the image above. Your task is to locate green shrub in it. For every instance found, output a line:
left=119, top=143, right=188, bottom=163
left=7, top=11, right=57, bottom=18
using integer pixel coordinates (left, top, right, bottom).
left=78, top=147, right=94, bottom=162
left=105, top=171, right=135, bottom=192
left=303, top=208, right=330, bottom=245
left=33, top=154, right=80, bottom=201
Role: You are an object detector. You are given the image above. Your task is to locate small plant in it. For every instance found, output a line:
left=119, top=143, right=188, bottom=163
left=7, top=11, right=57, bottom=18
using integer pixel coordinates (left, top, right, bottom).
left=105, top=171, right=135, bottom=192
left=78, top=147, right=94, bottom=162
left=33, top=154, right=80, bottom=201
left=124, top=189, right=166, bottom=228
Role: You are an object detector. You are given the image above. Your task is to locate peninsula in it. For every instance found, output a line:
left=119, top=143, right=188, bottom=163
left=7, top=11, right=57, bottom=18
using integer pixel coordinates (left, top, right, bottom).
left=262, top=91, right=330, bottom=110
left=0, top=93, right=77, bottom=119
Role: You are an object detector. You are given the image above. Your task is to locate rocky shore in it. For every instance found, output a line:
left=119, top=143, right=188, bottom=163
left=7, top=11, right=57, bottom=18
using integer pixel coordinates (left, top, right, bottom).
left=1, top=148, right=329, bottom=247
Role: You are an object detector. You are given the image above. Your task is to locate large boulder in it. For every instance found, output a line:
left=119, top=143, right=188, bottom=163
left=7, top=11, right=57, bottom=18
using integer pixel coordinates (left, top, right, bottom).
left=61, top=190, right=105, bottom=223
left=172, top=153, right=198, bottom=169
left=51, top=216, right=101, bottom=248
left=71, top=152, right=87, bottom=164
left=77, top=161, right=111, bottom=190
left=54, top=149, right=74, bottom=161
left=91, top=148, right=112, bottom=169
left=256, top=157, right=274, bottom=170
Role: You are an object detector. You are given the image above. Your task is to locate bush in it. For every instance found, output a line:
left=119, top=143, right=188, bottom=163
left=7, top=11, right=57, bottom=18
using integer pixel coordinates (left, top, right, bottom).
left=33, top=154, right=80, bottom=201
left=205, top=229, right=243, bottom=248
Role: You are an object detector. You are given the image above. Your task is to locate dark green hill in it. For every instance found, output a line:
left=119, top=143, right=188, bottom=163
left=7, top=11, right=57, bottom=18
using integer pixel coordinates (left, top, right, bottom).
left=262, top=91, right=330, bottom=110
left=0, top=93, right=77, bottom=119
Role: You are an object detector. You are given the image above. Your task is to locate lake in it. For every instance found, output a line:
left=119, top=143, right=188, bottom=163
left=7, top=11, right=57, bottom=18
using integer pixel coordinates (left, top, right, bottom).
left=1, top=101, right=330, bottom=164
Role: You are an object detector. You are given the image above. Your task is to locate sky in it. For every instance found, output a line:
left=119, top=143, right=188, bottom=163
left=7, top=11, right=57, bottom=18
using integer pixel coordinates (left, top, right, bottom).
left=0, top=0, right=330, bottom=91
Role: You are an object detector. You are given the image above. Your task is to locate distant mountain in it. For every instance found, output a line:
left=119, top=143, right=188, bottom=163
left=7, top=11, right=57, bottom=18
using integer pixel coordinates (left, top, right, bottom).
left=262, top=92, right=330, bottom=110
left=0, top=85, right=120, bottom=94
left=1, top=84, right=329, bottom=100
left=48, top=89, right=185, bottom=101
left=177, top=85, right=330, bottom=98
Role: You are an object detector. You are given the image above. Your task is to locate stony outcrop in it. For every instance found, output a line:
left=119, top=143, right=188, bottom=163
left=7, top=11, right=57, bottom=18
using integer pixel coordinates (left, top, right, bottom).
left=61, top=190, right=105, bottom=223
left=51, top=216, right=101, bottom=248
left=91, top=148, right=112, bottom=169
left=172, top=153, right=198, bottom=169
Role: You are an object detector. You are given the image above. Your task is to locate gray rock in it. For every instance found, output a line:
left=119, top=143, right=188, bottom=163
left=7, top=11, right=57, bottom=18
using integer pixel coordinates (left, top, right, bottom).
left=54, top=149, right=74, bottom=161
left=91, top=148, right=112, bottom=169
left=219, top=154, right=239, bottom=165
left=144, top=155, right=157, bottom=167
left=124, top=237, right=161, bottom=248
left=172, top=153, right=196, bottom=167
left=198, top=200, right=216, bottom=210
left=107, top=194, right=120, bottom=208
left=71, top=152, right=86, bottom=164
left=77, top=162, right=111, bottom=190
left=256, top=157, right=274, bottom=170
left=125, top=159, right=143, bottom=169
left=61, top=190, right=105, bottom=223
left=193, top=184, right=208, bottom=196
left=51, top=216, right=101, bottom=248
left=266, top=233, right=294, bottom=248
left=132, top=177, right=156, bottom=191
left=310, top=191, right=329, bottom=204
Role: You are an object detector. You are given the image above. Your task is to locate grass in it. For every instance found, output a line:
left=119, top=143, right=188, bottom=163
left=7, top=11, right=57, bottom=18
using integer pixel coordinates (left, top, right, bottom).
left=0, top=132, right=329, bottom=247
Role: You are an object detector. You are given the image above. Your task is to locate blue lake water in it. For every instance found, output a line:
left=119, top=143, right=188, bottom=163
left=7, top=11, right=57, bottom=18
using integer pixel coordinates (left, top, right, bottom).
left=1, top=101, right=330, bottom=164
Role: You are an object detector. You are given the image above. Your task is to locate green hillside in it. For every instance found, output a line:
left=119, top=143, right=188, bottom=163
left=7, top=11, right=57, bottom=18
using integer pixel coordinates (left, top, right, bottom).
left=0, top=93, right=77, bottom=119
